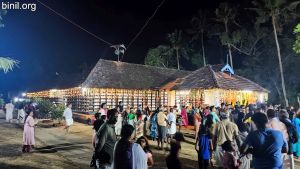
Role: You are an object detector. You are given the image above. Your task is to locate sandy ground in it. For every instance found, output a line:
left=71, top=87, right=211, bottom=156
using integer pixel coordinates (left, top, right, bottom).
left=0, top=119, right=198, bottom=169
left=0, top=120, right=81, bottom=169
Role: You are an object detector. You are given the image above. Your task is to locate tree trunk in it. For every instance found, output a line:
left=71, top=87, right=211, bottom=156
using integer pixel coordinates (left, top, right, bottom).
left=271, top=78, right=283, bottom=103
left=225, top=20, right=233, bottom=69
left=176, top=49, right=180, bottom=70
left=201, top=30, right=206, bottom=66
left=272, top=15, right=289, bottom=107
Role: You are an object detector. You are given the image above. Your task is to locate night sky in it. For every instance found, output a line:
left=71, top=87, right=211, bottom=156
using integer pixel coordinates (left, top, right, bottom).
left=0, top=0, right=236, bottom=96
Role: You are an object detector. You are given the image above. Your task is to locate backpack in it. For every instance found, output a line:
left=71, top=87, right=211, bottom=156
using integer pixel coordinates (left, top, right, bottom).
left=282, top=119, right=299, bottom=144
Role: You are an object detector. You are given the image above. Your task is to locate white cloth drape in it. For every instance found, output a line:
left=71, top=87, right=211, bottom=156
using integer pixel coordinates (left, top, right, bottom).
left=132, top=143, right=148, bottom=169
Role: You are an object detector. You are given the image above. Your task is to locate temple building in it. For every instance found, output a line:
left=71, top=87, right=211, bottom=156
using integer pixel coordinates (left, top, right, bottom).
left=26, top=59, right=269, bottom=112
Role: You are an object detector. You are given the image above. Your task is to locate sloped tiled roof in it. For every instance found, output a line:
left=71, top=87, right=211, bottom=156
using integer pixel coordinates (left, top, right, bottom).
left=164, top=65, right=269, bottom=92
left=81, top=59, right=190, bottom=89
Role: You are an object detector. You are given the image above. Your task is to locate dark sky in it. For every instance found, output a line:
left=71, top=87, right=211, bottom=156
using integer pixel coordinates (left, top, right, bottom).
left=0, top=0, right=235, bottom=96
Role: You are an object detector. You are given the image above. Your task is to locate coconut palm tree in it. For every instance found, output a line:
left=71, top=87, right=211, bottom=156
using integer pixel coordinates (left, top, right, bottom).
left=166, top=29, right=189, bottom=70
left=252, top=0, right=300, bottom=107
left=0, top=57, right=18, bottom=73
left=145, top=45, right=170, bottom=68
left=190, top=10, right=209, bottom=66
left=215, top=2, right=238, bottom=69
left=0, top=10, right=18, bottom=73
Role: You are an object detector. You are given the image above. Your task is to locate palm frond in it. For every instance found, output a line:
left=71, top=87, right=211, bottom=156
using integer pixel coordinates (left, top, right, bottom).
left=0, top=57, right=19, bottom=73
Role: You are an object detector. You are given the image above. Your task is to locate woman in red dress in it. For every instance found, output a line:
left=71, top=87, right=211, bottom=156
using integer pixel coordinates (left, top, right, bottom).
left=181, top=106, right=189, bottom=127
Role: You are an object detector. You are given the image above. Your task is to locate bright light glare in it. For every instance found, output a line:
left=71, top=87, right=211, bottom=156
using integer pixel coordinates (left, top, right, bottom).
left=14, top=97, right=19, bottom=102
left=81, top=87, right=88, bottom=92
left=259, top=94, right=264, bottom=103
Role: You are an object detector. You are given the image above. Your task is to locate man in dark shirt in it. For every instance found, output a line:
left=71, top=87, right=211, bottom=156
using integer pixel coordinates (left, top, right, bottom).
left=241, top=112, right=287, bottom=169
left=230, top=105, right=240, bottom=124
left=95, top=109, right=118, bottom=169
left=114, top=124, right=135, bottom=169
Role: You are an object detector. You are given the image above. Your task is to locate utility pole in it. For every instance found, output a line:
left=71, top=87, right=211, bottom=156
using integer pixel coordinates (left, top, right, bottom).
left=111, top=44, right=126, bottom=62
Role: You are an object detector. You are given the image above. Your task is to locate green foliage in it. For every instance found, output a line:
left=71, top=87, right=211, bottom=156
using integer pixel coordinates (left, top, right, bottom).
left=145, top=0, right=300, bottom=105
left=0, top=98, right=4, bottom=107
left=0, top=10, right=19, bottom=73
left=50, top=104, right=65, bottom=120
left=145, top=29, right=190, bottom=69
left=190, top=52, right=204, bottom=68
left=37, top=99, right=53, bottom=118
left=252, top=0, right=300, bottom=28
left=215, top=2, right=237, bottom=24
left=0, top=9, right=7, bottom=27
left=293, top=23, right=300, bottom=53
left=0, top=57, right=19, bottom=73
left=35, top=99, right=66, bottom=120
left=190, top=10, right=209, bottom=41
left=144, top=45, right=174, bottom=68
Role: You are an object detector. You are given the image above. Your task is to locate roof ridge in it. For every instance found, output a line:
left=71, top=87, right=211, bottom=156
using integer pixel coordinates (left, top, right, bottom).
left=98, top=58, right=191, bottom=72
left=208, top=65, right=221, bottom=88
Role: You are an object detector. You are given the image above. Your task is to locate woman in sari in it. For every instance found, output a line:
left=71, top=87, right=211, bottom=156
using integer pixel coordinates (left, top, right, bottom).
left=150, top=111, right=158, bottom=141
left=293, top=109, right=300, bottom=158
left=194, top=108, right=201, bottom=139
left=135, top=113, right=144, bottom=138
left=22, top=110, right=35, bottom=153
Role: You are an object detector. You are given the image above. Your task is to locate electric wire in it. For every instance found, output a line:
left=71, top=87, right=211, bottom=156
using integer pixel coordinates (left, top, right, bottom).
left=126, top=0, right=166, bottom=50
left=36, top=0, right=113, bottom=46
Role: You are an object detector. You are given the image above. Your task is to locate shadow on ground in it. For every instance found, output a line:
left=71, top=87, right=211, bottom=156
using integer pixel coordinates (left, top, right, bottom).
left=34, top=142, right=89, bottom=153
left=0, top=144, right=23, bottom=158
left=152, top=150, right=198, bottom=169
left=0, top=163, right=40, bottom=169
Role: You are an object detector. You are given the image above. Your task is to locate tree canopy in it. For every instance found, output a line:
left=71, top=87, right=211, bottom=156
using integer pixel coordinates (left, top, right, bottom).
left=0, top=10, right=19, bottom=73
left=144, top=0, right=300, bottom=106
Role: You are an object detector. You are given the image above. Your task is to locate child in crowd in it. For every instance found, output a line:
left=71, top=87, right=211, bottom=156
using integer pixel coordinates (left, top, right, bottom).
left=195, top=114, right=214, bottom=169
left=222, top=140, right=241, bottom=169
left=137, top=136, right=154, bottom=167
left=166, top=132, right=185, bottom=169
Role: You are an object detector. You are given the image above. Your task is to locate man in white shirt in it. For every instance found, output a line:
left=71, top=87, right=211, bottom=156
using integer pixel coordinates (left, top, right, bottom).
left=167, top=108, right=177, bottom=138
left=63, top=104, right=73, bottom=134
left=5, top=101, right=14, bottom=123
left=267, top=109, right=288, bottom=140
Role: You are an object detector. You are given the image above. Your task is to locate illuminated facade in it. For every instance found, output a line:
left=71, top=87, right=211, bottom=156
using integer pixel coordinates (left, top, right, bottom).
left=26, top=59, right=268, bottom=112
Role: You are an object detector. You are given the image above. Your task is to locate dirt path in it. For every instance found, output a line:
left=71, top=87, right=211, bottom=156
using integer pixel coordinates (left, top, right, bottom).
left=0, top=120, right=81, bottom=169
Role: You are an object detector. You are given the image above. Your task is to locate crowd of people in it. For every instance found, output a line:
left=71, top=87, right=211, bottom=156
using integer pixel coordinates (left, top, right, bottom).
left=90, top=101, right=300, bottom=169
left=195, top=103, right=300, bottom=169
left=2, top=99, right=300, bottom=169
left=90, top=102, right=186, bottom=169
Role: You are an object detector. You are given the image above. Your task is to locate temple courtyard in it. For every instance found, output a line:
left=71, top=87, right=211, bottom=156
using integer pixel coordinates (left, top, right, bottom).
left=0, top=112, right=300, bottom=169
